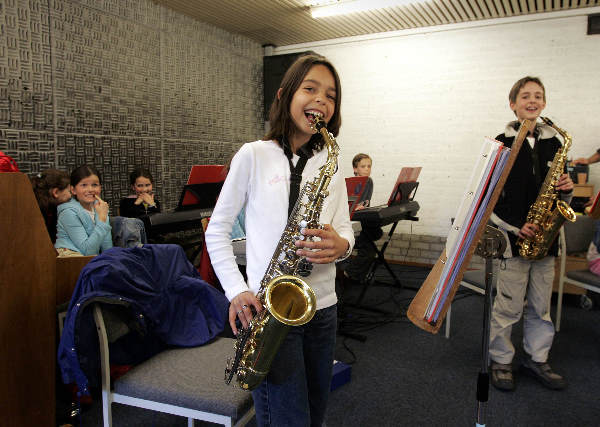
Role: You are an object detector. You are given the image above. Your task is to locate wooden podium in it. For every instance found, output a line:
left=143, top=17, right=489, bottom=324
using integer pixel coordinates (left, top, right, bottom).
left=0, top=173, right=92, bottom=426
left=407, top=121, right=530, bottom=333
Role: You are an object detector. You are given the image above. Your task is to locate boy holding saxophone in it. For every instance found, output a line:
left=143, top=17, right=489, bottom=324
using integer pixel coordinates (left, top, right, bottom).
left=489, top=77, right=573, bottom=391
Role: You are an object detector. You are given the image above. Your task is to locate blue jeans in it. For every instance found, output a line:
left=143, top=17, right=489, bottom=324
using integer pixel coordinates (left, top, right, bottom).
left=252, top=305, right=337, bottom=427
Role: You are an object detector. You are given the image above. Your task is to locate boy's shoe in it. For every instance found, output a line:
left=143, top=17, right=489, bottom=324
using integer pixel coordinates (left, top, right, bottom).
left=521, top=358, right=567, bottom=390
left=490, top=362, right=515, bottom=391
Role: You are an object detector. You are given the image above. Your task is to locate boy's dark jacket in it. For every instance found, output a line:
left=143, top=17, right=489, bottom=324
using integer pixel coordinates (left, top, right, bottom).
left=491, top=121, right=572, bottom=258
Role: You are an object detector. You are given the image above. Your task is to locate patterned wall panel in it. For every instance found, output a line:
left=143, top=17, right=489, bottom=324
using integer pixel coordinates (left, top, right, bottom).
left=159, top=8, right=263, bottom=210
left=56, top=133, right=163, bottom=214
left=75, top=0, right=162, bottom=28
left=161, top=9, right=263, bottom=142
left=1, top=0, right=263, bottom=214
left=49, top=0, right=162, bottom=136
left=0, top=0, right=53, bottom=130
left=0, top=129, right=55, bottom=171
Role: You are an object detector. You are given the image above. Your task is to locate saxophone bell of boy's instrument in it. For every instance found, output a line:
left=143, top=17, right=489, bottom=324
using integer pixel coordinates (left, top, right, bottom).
left=517, top=117, right=577, bottom=260
left=224, top=115, right=339, bottom=391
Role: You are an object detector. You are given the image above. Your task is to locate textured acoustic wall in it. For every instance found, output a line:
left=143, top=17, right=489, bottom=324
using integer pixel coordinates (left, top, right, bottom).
left=0, top=0, right=263, bottom=211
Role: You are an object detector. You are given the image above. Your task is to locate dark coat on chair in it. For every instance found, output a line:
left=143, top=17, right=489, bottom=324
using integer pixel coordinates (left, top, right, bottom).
left=57, top=244, right=229, bottom=395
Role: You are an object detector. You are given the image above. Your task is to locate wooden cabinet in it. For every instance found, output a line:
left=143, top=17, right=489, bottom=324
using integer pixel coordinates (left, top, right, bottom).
left=572, top=183, right=594, bottom=198
left=0, top=173, right=93, bottom=426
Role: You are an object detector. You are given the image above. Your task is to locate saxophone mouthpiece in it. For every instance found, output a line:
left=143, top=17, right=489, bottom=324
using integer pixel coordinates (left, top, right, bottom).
left=311, top=114, right=326, bottom=131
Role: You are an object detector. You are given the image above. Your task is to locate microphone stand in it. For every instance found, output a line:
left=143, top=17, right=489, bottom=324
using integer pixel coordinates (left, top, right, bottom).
left=474, top=226, right=506, bottom=427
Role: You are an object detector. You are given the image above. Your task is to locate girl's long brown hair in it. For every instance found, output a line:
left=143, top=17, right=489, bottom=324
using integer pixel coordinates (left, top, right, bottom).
left=30, top=169, right=70, bottom=212
left=264, top=54, right=342, bottom=152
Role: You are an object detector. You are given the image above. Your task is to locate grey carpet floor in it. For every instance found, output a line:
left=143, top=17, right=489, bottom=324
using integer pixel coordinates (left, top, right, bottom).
left=71, top=265, right=600, bottom=427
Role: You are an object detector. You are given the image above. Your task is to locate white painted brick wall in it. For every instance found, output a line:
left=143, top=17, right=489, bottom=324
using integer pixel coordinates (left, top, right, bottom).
left=277, top=13, right=600, bottom=265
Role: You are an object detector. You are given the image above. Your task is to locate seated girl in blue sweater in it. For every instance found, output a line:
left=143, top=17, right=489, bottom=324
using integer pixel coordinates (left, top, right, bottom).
left=55, top=165, right=113, bottom=256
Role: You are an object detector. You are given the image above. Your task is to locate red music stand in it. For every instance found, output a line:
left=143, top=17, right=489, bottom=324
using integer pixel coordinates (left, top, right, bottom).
left=345, top=176, right=369, bottom=219
left=177, top=165, right=226, bottom=210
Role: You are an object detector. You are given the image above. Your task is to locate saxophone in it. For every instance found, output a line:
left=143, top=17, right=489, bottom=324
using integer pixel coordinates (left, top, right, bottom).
left=225, top=115, right=339, bottom=390
left=517, top=117, right=577, bottom=260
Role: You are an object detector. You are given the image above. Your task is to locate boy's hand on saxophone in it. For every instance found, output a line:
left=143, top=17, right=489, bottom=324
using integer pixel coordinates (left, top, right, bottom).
left=519, top=223, right=539, bottom=239
left=555, top=173, right=573, bottom=192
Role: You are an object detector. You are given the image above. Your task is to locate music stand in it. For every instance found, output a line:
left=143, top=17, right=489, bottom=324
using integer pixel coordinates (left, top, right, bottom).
left=407, top=121, right=532, bottom=427
left=387, top=166, right=421, bottom=207
left=345, top=176, right=369, bottom=219
left=177, top=165, right=225, bottom=211
left=147, top=165, right=225, bottom=261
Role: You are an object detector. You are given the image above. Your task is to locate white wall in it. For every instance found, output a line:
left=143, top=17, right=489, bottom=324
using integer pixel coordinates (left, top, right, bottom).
left=275, top=10, right=600, bottom=238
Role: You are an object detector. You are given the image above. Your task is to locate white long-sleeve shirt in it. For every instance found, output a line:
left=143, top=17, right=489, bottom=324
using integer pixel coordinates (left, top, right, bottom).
left=205, top=139, right=354, bottom=310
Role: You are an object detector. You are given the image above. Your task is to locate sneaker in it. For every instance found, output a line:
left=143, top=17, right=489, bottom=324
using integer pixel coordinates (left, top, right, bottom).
left=490, top=362, right=515, bottom=391
left=521, top=358, right=567, bottom=390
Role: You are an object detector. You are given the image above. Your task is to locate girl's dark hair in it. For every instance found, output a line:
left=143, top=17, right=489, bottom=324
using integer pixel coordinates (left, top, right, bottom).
left=129, top=168, right=154, bottom=186
left=30, top=169, right=70, bottom=211
left=264, top=54, right=342, bottom=152
left=70, top=164, right=101, bottom=187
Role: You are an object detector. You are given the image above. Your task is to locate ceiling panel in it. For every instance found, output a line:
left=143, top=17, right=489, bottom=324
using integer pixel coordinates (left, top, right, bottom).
left=152, top=0, right=600, bottom=46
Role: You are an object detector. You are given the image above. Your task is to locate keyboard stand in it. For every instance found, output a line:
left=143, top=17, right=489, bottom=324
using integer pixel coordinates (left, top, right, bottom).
left=346, top=213, right=419, bottom=312
left=337, top=220, right=406, bottom=342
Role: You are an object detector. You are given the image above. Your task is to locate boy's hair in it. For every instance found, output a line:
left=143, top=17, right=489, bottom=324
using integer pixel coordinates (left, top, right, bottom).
left=129, top=168, right=154, bottom=186
left=30, top=169, right=70, bottom=211
left=70, top=164, right=101, bottom=187
left=509, top=76, right=546, bottom=104
left=352, top=153, right=372, bottom=168
left=264, top=54, right=342, bottom=151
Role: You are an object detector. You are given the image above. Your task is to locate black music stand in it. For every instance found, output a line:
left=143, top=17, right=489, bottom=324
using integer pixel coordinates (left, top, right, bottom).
left=176, top=182, right=224, bottom=211
left=146, top=166, right=225, bottom=264
left=473, top=226, right=505, bottom=427
left=177, top=164, right=225, bottom=211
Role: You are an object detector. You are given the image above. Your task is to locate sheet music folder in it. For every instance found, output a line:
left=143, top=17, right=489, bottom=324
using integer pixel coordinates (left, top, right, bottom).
left=407, top=120, right=531, bottom=334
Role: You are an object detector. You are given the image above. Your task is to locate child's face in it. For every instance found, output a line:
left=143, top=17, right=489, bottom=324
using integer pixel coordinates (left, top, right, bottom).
left=354, top=158, right=372, bottom=177
left=133, top=176, right=153, bottom=195
left=52, top=187, right=72, bottom=204
left=510, top=81, right=546, bottom=122
left=288, top=64, right=337, bottom=143
left=71, top=175, right=101, bottom=206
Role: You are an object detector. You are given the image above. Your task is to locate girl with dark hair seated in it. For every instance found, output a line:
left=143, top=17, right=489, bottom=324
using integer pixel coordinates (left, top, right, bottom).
left=119, top=168, right=161, bottom=218
left=55, top=165, right=113, bottom=256
left=30, top=169, right=72, bottom=243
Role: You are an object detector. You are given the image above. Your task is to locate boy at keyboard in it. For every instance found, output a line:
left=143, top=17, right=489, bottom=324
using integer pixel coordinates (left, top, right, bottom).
left=344, top=153, right=383, bottom=282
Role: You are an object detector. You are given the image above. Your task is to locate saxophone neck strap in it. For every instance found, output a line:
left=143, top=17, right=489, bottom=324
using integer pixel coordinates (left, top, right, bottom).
left=281, top=136, right=312, bottom=217
left=514, top=122, right=544, bottom=186
left=530, top=131, right=543, bottom=188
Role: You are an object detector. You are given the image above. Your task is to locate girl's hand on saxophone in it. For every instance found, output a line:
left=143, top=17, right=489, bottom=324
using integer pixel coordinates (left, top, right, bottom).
left=519, top=222, right=539, bottom=239
left=230, top=291, right=263, bottom=335
left=294, top=224, right=350, bottom=264
left=555, top=173, right=574, bottom=192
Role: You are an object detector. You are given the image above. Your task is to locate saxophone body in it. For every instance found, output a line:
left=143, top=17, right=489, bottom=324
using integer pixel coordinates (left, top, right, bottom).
left=517, top=117, right=577, bottom=260
left=225, top=116, right=339, bottom=390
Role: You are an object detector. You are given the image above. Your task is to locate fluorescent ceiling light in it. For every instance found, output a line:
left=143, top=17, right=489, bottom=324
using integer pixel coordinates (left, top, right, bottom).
left=310, top=0, right=417, bottom=18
